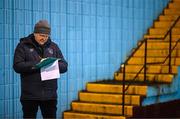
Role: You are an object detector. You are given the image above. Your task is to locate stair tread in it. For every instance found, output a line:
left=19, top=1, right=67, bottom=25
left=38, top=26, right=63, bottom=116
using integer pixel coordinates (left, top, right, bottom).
left=72, top=100, right=139, bottom=106
left=144, top=34, right=164, bottom=38
left=72, top=101, right=135, bottom=107
left=130, top=56, right=180, bottom=57
left=89, top=80, right=169, bottom=86
left=159, top=15, right=178, bottom=21
left=80, top=90, right=145, bottom=96
left=146, top=39, right=179, bottom=42
left=117, top=72, right=175, bottom=75
left=64, top=111, right=126, bottom=118
left=121, top=64, right=177, bottom=66
left=71, top=101, right=134, bottom=116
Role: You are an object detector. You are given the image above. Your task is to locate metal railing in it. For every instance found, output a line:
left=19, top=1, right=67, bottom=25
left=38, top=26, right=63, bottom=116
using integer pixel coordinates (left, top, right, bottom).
left=120, top=15, right=180, bottom=115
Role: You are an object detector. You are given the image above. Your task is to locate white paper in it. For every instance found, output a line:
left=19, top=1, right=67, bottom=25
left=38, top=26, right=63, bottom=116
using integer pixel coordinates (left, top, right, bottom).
left=40, top=60, right=60, bottom=81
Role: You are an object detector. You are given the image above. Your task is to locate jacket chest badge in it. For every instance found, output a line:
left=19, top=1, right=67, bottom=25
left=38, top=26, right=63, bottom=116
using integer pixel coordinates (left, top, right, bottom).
left=48, top=48, right=53, bottom=54
left=29, top=48, right=34, bottom=52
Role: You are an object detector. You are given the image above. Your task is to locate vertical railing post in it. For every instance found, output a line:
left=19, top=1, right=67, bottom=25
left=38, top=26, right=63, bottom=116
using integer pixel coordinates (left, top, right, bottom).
left=122, top=63, right=125, bottom=115
left=169, top=30, right=172, bottom=73
left=122, top=64, right=126, bottom=115
left=144, top=39, right=147, bottom=81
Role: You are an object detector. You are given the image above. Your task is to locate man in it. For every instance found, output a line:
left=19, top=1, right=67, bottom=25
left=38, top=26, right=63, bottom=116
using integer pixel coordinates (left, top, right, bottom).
left=13, top=20, right=68, bottom=118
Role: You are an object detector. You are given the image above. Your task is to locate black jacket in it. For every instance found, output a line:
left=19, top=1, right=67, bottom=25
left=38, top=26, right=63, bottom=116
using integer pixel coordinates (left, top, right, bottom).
left=13, top=34, right=68, bottom=100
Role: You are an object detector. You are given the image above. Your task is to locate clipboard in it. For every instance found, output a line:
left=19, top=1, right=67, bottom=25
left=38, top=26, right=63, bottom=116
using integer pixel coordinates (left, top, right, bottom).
left=35, top=57, right=61, bottom=69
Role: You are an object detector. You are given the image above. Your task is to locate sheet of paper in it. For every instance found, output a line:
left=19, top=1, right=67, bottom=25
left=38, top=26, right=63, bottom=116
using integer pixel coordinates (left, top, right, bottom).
left=40, top=60, right=60, bottom=81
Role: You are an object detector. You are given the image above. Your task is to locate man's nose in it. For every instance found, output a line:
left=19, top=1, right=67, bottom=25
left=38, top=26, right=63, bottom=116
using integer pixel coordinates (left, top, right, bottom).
left=42, top=37, right=46, bottom=40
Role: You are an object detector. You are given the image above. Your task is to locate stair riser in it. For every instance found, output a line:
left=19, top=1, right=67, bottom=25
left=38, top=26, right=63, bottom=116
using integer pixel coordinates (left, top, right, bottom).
left=63, top=112, right=126, bottom=119
left=149, top=28, right=180, bottom=35
left=134, top=50, right=180, bottom=57
left=121, top=65, right=177, bottom=74
left=144, top=34, right=180, bottom=39
left=87, top=83, right=147, bottom=95
left=172, top=0, right=180, bottom=4
left=164, top=9, right=180, bottom=15
left=154, top=21, right=180, bottom=28
left=114, top=73, right=173, bottom=83
left=139, top=42, right=180, bottom=49
left=173, top=0, right=180, bottom=2
left=154, top=22, right=171, bottom=28
left=72, top=102, right=133, bottom=116
left=79, top=93, right=141, bottom=105
left=169, top=3, right=180, bottom=9
left=128, top=57, right=180, bottom=65
left=159, top=15, right=178, bottom=21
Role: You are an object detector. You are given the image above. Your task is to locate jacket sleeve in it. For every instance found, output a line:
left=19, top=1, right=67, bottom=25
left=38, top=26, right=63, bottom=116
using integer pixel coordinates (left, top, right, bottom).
left=55, top=45, right=68, bottom=73
left=13, top=43, right=40, bottom=74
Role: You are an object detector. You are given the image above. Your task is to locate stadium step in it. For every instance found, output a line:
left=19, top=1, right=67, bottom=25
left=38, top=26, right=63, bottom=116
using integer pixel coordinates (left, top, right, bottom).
left=144, top=34, right=180, bottom=40
left=114, top=73, right=173, bottom=83
left=149, top=28, right=180, bottom=35
left=154, top=21, right=180, bottom=28
left=127, top=57, right=180, bottom=65
left=134, top=49, right=180, bottom=57
left=79, top=91, right=142, bottom=106
left=164, top=9, right=180, bottom=15
left=158, top=15, right=178, bottom=21
left=119, top=64, right=177, bottom=74
left=63, top=111, right=126, bottom=119
left=86, top=82, right=147, bottom=96
left=71, top=101, right=134, bottom=116
left=168, top=2, right=180, bottom=9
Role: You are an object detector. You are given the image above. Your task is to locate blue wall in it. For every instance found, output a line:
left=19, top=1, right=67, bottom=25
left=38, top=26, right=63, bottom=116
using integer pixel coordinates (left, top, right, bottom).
left=0, top=0, right=169, bottom=118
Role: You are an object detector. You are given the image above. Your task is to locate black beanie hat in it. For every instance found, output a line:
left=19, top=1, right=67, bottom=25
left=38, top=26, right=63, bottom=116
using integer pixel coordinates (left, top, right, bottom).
left=34, top=20, right=51, bottom=35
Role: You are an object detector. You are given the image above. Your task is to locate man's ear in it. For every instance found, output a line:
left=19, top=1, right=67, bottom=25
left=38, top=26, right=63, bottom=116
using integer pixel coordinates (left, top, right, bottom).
left=34, top=33, right=38, bottom=38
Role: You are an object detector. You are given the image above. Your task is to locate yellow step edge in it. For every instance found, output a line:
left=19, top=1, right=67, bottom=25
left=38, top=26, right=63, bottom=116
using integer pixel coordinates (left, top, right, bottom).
left=172, top=0, right=180, bottom=4
left=154, top=21, right=173, bottom=28
left=79, top=92, right=141, bottom=106
left=149, top=28, right=167, bottom=35
left=173, top=0, right=180, bottom=2
left=164, top=8, right=180, bottom=12
left=63, top=111, right=126, bottom=119
left=149, top=28, right=180, bottom=35
left=154, top=21, right=180, bottom=28
left=121, top=65, right=177, bottom=74
left=169, top=3, right=180, bottom=9
left=173, top=0, right=180, bottom=3
left=141, top=38, right=180, bottom=43
left=87, top=83, right=147, bottom=95
left=164, top=9, right=180, bottom=15
left=144, top=34, right=180, bottom=39
left=158, top=15, right=178, bottom=21
left=144, top=34, right=164, bottom=39
left=128, top=57, right=180, bottom=65
left=114, top=73, right=173, bottom=83
left=139, top=42, right=180, bottom=49
left=134, top=49, right=180, bottom=57
left=72, top=102, right=133, bottom=116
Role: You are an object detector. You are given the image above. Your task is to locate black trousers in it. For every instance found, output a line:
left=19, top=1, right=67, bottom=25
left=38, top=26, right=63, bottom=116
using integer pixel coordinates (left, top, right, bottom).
left=20, top=100, right=57, bottom=119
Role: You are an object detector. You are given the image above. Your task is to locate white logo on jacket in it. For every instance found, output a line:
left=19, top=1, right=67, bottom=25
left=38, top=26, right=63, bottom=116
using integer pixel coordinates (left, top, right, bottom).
left=30, top=48, right=34, bottom=52
left=48, top=48, right=53, bottom=54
